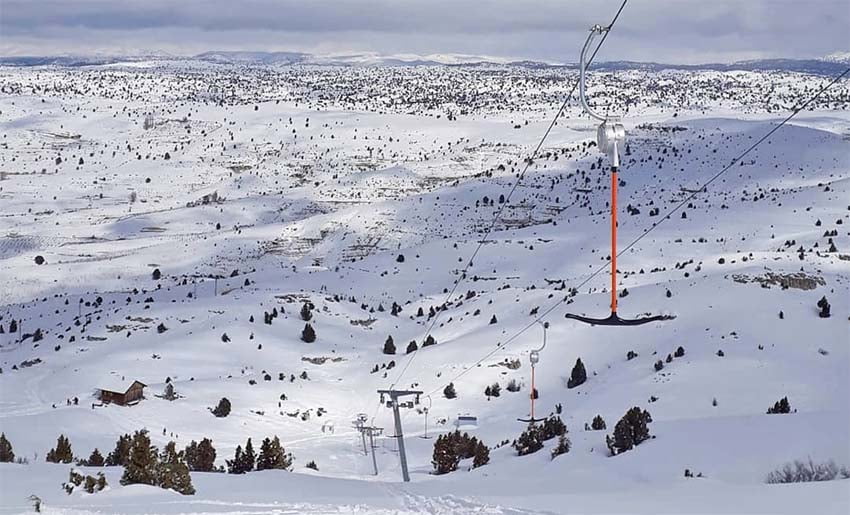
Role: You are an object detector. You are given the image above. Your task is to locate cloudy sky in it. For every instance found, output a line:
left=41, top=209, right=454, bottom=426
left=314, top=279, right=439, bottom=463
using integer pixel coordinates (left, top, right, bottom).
left=1, top=0, right=847, bottom=63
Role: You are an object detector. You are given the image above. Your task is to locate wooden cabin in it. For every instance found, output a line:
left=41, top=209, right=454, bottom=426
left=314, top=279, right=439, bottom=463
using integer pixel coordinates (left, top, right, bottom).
left=98, top=380, right=146, bottom=406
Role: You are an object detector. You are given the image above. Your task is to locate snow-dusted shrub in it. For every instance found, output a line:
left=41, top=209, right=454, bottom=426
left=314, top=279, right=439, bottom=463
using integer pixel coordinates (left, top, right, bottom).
left=551, top=434, right=571, bottom=460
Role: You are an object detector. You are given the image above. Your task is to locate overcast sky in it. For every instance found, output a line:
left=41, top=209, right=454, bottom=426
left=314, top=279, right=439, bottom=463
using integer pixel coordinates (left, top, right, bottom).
left=1, top=0, right=847, bottom=63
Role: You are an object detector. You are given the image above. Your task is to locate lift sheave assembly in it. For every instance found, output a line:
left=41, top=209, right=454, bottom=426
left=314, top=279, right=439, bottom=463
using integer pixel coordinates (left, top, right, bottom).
left=564, top=24, right=675, bottom=327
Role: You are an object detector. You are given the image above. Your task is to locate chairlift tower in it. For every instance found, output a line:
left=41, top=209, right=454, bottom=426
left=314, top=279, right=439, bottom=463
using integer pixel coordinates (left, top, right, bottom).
left=353, top=413, right=383, bottom=475
left=565, top=24, right=674, bottom=327
left=377, top=388, right=422, bottom=482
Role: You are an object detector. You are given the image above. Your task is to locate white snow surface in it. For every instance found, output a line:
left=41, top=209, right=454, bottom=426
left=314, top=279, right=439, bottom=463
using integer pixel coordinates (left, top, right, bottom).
left=0, top=64, right=848, bottom=514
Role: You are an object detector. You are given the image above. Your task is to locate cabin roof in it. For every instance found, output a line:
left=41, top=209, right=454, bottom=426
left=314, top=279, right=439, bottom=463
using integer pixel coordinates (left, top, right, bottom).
left=97, top=378, right=147, bottom=394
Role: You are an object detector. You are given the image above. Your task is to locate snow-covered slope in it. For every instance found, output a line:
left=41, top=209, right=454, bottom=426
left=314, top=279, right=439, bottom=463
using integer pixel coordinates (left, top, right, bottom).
left=0, top=63, right=848, bottom=514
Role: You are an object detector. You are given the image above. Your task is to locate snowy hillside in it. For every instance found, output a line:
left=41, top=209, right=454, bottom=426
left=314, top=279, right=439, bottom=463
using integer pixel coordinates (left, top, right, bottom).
left=0, top=63, right=848, bottom=514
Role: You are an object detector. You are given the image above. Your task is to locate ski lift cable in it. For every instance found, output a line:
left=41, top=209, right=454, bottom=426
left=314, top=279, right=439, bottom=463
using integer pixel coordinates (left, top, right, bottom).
left=380, top=0, right=631, bottom=414
left=423, top=64, right=850, bottom=398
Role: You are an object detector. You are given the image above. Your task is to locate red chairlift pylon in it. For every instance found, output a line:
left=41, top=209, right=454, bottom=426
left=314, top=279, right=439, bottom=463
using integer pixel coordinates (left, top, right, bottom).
left=518, top=321, right=548, bottom=424
left=564, top=24, right=674, bottom=327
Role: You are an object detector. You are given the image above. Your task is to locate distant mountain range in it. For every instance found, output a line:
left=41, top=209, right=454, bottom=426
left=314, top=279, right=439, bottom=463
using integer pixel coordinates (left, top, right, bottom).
left=1, top=51, right=847, bottom=76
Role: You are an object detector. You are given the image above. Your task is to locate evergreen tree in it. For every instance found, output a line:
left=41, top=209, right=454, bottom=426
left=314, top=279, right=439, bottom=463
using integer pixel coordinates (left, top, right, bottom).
left=84, top=475, right=97, bottom=494
left=163, top=383, right=177, bottom=401
left=186, top=438, right=217, bottom=472
left=606, top=407, right=652, bottom=456
left=431, top=434, right=460, bottom=474
left=227, top=445, right=245, bottom=474
left=301, top=323, right=316, bottom=343
left=767, top=396, right=791, bottom=414
left=551, top=434, right=571, bottom=459
left=472, top=441, right=490, bottom=468
left=514, top=424, right=544, bottom=456
left=0, top=433, right=14, bottom=463
left=406, top=340, right=418, bottom=354
left=157, top=441, right=195, bottom=495
left=211, top=397, right=231, bottom=417
left=300, top=303, right=312, bottom=321
left=423, top=335, right=437, bottom=347
left=383, top=335, right=396, bottom=354
left=106, top=434, right=132, bottom=466
left=46, top=434, right=73, bottom=463
left=243, top=438, right=256, bottom=472
left=817, top=296, right=831, bottom=318
left=257, top=436, right=292, bottom=470
left=591, top=415, right=607, bottom=431
left=256, top=438, right=273, bottom=470
left=567, top=358, right=587, bottom=389
left=443, top=382, right=457, bottom=399
left=87, top=448, right=105, bottom=466
left=674, top=346, right=685, bottom=358
left=121, top=430, right=158, bottom=486
left=105, top=435, right=127, bottom=466
left=540, top=415, right=567, bottom=440
left=184, top=440, right=197, bottom=470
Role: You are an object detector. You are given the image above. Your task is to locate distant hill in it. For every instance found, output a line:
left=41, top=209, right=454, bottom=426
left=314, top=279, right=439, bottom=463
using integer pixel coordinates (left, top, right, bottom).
left=0, top=51, right=847, bottom=76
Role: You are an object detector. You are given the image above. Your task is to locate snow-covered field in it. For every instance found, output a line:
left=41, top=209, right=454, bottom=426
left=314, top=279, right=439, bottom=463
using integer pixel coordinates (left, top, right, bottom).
left=0, top=63, right=848, bottom=514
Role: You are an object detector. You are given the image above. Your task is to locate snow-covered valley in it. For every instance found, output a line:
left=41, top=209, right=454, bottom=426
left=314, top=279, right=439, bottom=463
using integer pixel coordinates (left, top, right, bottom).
left=0, top=62, right=848, bottom=514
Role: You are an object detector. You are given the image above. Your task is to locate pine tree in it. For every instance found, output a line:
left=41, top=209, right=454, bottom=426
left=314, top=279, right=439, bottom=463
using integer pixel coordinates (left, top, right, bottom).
left=257, top=436, right=292, bottom=470
left=96, top=472, right=107, bottom=491
left=514, top=424, right=544, bottom=456
left=551, top=434, right=571, bottom=459
left=0, top=433, right=14, bottom=463
left=591, top=415, right=607, bottom=431
left=606, top=407, right=652, bottom=456
left=243, top=438, right=256, bottom=472
left=817, top=296, right=831, bottom=318
left=383, top=335, right=396, bottom=354
left=184, top=440, right=198, bottom=470
left=567, top=358, right=587, bottom=389
left=443, top=382, right=457, bottom=399
left=186, top=438, right=216, bottom=472
left=406, top=340, right=418, bottom=354
left=227, top=445, right=245, bottom=474
left=157, top=441, right=195, bottom=495
left=121, top=430, right=158, bottom=486
left=431, top=434, right=460, bottom=474
left=46, top=434, right=73, bottom=463
left=87, top=448, right=105, bottom=466
left=301, top=323, right=316, bottom=343
left=540, top=415, right=567, bottom=440
left=256, top=438, right=272, bottom=470
left=472, top=441, right=490, bottom=468
left=106, top=434, right=132, bottom=466
left=300, top=303, right=312, bottom=321
left=422, top=335, right=437, bottom=347
left=767, top=396, right=791, bottom=414
left=211, top=397, right=231, bottom=417
left=163, top=383, right=177, bottom=401
left=84, top=475, right=97, bottom=494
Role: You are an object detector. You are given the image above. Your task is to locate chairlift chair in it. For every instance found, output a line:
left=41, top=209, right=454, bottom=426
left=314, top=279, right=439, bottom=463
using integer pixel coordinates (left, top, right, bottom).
left=564, top=24, right=675, bottom=327
left=518, top=322, right=549, bottom=424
